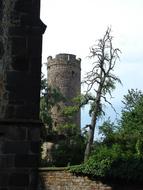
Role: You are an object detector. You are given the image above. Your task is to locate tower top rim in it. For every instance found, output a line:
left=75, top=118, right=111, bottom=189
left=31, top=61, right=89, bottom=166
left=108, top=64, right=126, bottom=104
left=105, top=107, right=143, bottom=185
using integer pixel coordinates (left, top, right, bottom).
left=47, top=53, right=81, bottom=62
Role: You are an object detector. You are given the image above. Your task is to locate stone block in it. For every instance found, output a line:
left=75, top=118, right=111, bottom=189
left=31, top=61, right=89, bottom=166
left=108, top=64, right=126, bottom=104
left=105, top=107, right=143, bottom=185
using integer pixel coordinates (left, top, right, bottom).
left=14, top=1, right=32, bottom=13
left=5, top=126, right=27, bottom=140
left=0, top=2, right=3, bottom=10
left=14, top=105, right=39, bottom=119
left=28, top=127, right=41, bottom=141
left=4, top=106, right=15, bottom=119
left=15, top=154, right=39, bottom=168
left=9, top=173, right=29, bottom=186
left=9, top=188, right=25, bottom=190
left=10, top=12, right=20, bottom=25
left=11, top=56, right=29, bottom=71
left=0, top=26, right=3, bottom=36
left=28, top=57, right=41, bottom=73
left=28, top=36, right=42, bottom=57
left=2, top=141, right=29, bottom=154
left=0, top=155, right=14, bottom=168
left=21, top=14, right=33, bottom=26
left=11, top=37, right=27, bottom=56
left=0, top=173, right=9, bottom=187
left=29, top=170, right=39, bottom=188
left=8, top=26, right=27, bottom=36
left=0, top=40, right=4, bottom=59
left=0, top=126, right=6, bottom=137
left=30, top=141, right=40, bottom=153
left=6, top=71, right=27, bottom=87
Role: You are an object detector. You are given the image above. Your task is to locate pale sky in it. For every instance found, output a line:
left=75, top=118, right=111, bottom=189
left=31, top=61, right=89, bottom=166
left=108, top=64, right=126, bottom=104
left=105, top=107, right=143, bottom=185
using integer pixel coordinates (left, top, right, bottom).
left=40, top=0, right=143, bottom=127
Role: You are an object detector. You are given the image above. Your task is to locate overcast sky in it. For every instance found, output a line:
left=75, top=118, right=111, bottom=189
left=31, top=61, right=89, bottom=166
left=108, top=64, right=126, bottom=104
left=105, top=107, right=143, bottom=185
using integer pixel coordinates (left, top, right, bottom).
left=40, top=0, right=143, bottom=127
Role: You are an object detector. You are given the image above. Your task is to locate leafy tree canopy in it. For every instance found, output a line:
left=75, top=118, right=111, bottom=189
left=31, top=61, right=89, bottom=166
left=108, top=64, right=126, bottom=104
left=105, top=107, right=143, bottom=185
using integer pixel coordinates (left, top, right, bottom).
left=70, top=89, right=143, bottom=182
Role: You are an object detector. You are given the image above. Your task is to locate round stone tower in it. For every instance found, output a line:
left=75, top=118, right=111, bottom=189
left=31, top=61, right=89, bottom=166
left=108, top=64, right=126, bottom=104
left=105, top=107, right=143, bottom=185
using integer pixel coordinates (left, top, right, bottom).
left=47, top=53, right=81, bottom=131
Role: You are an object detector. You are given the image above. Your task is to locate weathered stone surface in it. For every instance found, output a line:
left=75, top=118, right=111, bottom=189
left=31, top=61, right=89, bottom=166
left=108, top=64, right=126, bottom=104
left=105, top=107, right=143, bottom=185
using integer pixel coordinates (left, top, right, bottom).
left=0, top=41, right=4, bottom=59
left=0, top=122, right=42, bottom=188
left=9, top=173, right=29, bottom=186
left=30, top=141, right=41, bottom=154
left=2, top=141, right=29, bottom=154
left=0, top=155, right=14, bottom=168
left=0, top=0, right=46, bottom=189
left=47, top=54, right=81, bottom=131
left=0, top=0, right=46, bottom=120
left=39, top=169, right=143, bottom=190
left=15, top=154, right=39, bottom=168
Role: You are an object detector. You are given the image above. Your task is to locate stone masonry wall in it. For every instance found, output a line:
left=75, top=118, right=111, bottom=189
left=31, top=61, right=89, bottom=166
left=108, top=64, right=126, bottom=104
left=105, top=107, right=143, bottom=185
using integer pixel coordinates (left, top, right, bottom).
left=47, top=54, right=81, bottom=131
left=39, top=169, right=143, bottom=190
left=0, top=120, right=42, bottom=189
left=0, top=0, right=46, bottom=120
left=0, top=0, right=46, bottom=189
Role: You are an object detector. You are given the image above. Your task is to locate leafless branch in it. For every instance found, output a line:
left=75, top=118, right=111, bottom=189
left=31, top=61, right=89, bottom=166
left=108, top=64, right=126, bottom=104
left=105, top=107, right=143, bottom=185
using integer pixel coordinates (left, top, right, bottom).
left=83, top=27, right=122, bottom=160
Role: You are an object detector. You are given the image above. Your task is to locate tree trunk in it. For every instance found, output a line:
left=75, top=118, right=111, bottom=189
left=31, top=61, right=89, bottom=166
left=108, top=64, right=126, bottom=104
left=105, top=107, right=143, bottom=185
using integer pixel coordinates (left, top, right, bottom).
left=84, top=126, right=94, bottom=161
left=84, top=111, right=97, bottom=161
left=84, top=85, right=102, bottom=161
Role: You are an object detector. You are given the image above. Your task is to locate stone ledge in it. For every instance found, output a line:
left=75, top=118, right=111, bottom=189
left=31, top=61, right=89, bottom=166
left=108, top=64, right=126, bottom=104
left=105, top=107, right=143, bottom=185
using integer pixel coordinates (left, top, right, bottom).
left=39, top=167, right=68, bottom=171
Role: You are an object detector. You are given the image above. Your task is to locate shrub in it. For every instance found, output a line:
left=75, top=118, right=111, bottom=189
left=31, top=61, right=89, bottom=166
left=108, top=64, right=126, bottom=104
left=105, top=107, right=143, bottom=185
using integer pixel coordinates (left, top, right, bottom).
left=69, top=144, right=143, bottom=182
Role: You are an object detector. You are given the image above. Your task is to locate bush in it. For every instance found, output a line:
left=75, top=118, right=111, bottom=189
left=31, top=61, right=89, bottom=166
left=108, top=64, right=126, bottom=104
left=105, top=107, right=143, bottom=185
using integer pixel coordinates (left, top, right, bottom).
left=40, top=134, right=86, bottom=167
left=69, top=144, right=143, bottom=182
left=69, top=144, right=121, bottom=176
left=51, top=136, right=85, bottom=167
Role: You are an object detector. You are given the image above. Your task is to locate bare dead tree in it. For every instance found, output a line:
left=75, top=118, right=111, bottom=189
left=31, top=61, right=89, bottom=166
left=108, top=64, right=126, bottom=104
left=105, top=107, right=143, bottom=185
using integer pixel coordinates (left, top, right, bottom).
left=83, top=27, right=122, bottom=161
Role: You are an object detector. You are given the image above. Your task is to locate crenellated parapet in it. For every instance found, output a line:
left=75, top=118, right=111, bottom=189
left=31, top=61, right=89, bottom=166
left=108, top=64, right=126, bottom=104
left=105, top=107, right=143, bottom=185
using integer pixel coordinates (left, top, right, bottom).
left=47, top=53, right=81, bottom=69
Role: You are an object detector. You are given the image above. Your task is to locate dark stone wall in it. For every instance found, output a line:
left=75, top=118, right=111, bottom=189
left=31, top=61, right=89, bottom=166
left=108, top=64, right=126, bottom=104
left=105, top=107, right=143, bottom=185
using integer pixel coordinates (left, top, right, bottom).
left=0, top=121, right=42, bottom=189
left=0, top=0, right=46, bottom=189
left=0, top=0, right=46, bottom=120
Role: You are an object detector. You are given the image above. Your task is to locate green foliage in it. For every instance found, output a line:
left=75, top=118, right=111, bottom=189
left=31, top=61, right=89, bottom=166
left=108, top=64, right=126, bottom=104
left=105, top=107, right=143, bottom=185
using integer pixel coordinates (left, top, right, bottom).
left=41, top=73, right=47, bottom=93
left=62, top=106, right=79, bottom=117
left=69, top=89, right=143, bottom=181
left=69, top=144, right=122, bottom=177
left=40, top=73, right=65, bottom=128
left=40, top=73, right=86, bottom=167
left=51, top=135, right=86, bottom=167
left=40, top=96, right=53, bottom=128
left=122, top=89, right=143, bottom=112
left=119, top=89, right=143, bottom=156
left=40, top=73, right=85, bottom=166
left=70, top=144, right=143, bottom=182
left=99, top=119, right=119, bottom=145
left=40, top=121, right=86, bottom=167
left=109, top=157, right=143, bottom=181
left=62, top=95, right=85, bottom=117
left=56, top=123, right=78, bottom=136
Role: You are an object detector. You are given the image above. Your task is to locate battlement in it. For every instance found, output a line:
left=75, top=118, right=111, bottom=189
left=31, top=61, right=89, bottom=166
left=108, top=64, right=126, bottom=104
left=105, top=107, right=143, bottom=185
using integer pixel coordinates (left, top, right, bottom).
left=47, top=53, right=81, bottom=67
left=56, top=53, right=76, bottom=61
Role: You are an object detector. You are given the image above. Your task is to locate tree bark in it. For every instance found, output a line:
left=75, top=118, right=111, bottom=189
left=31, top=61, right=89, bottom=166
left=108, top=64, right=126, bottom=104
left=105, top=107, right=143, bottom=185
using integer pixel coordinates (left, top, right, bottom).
left=84, top=124, right=95, bottom=161
left=84, top=80, right=103, bottom=161
left=84, top=109, right=98, bottom=161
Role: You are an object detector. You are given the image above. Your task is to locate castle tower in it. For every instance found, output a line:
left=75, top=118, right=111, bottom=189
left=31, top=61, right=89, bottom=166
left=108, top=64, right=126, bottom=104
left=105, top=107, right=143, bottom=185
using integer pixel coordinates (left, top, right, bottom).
left=47, top=53, right=81, bottom=131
